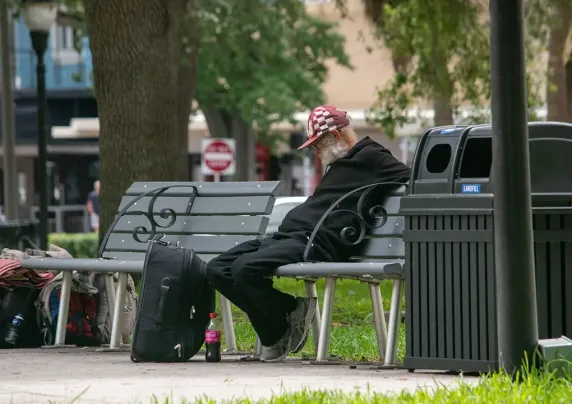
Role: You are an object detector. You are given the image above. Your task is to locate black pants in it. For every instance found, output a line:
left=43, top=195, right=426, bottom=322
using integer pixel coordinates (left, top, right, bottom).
left=206, top=236, right=316, bottom=346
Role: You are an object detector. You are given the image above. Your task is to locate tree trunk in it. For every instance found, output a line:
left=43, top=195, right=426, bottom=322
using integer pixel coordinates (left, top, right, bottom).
left=176, top=4, right=200, bottom=179
left=433, top=94, right=454, bottom=126
left=427, top=8, right=454, bottom=126
left=391, top=54, right=410, bottom=74
left=546, top=2, right=571, bottom=121
left=432, top=56, right=454, bottom=126
left=84, top=0, right=198, bottom=244
left=202, top=106, right=231, bottom=138
left=231, top=116, right=256, bottom=181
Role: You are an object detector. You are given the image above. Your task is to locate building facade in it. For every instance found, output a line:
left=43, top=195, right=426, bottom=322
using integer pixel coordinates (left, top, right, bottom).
left=0, top=16, right=99, bottom=230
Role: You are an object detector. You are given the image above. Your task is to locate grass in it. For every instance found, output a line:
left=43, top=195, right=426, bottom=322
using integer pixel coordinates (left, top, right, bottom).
left=148, top=365, right=572, bottom=403
left=220, top=277, right=405, bottom=362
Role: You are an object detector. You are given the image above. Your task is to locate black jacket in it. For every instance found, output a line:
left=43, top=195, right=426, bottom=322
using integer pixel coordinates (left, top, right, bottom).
left=274, top=137, right=411, bottom=261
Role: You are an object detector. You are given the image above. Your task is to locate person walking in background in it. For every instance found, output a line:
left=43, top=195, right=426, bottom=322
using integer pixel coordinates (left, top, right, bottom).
left=87, top=180, right=100, bottom=232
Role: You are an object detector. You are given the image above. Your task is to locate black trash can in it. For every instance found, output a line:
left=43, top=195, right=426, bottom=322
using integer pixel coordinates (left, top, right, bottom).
left=402, top=122, right=572, bottom=373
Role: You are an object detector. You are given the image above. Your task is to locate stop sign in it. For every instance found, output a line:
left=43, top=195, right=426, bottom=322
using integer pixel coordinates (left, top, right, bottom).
left=201, top=138, right=236, bottom=175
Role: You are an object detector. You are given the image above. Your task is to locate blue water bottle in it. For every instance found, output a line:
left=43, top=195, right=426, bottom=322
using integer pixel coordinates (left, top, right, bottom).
left=5, top=314, right=24, bottom=345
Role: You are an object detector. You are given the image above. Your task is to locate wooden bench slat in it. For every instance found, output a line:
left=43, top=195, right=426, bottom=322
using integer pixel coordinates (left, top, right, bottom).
left=104, top=234, right=256, bottom=254
left=381, top=196, right=403, bottom=215
left=368, top=216, right=404, bottom=236
left=112, top=215, right=269, bottom=235
left=118, top=195, right=275, bottom=216
left=100, top=251, right=218, bottom=263
left=357, top=236, right=405, bottom=258
left=126, top=181, right=283, bottom=197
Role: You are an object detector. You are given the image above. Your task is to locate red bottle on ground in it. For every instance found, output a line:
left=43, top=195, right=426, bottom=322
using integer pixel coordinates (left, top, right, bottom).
left=205, top=312, right=222, bottom=362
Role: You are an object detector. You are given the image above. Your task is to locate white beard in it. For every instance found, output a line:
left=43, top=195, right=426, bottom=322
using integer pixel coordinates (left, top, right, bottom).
left=318, top=136, right=351, bottom=167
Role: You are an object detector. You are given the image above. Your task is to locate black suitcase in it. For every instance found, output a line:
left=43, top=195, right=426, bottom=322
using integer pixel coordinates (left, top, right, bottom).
left=130, top=239, right=214, bottom=362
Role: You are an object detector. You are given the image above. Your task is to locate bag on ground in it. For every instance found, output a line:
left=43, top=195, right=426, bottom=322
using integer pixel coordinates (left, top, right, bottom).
left=89, top=272, right=137, bottom=345
left=38, top=272, right=100, bottom=346
left=0, top=286, right=46, bottom=348
left=130, top=239, right=214, bottom=363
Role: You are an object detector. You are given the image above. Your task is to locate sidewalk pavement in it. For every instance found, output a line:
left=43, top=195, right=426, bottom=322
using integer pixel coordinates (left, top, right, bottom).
left=0, top=348, right=478, bottom=403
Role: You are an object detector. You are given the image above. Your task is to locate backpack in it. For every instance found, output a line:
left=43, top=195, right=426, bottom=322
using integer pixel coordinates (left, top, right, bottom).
left=38, top=272, right=101, bottom=346
left=89, top=272, right=137, bottom=345
left=45, top=289, right=99, bottom=346
left=0, top=286, right=47, bottom=348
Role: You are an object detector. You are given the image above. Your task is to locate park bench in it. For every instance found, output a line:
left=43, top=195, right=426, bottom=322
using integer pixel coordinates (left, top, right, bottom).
left=19, top=181, right=282, bottom=350
left=20, top=180, right=406, bottom=366
left=269, top=183, right=407, bottom=366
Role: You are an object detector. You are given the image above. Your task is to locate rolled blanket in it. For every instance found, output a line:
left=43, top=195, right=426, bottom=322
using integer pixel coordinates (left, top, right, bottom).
left=0, top=258, right=55, bottom=288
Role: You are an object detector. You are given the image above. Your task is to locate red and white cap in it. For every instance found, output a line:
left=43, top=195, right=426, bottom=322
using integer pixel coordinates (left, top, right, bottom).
left=298, top=105, right=350, bottom=150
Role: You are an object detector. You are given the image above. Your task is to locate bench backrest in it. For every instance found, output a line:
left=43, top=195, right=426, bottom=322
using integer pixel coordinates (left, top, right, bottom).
left=350, top=185, right=407, bottom=261
left=99, top=181, right=283, bottom=262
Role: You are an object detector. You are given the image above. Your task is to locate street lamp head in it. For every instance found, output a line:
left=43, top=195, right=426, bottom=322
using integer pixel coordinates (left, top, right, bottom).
left=22, top=0, right=58, bottom=33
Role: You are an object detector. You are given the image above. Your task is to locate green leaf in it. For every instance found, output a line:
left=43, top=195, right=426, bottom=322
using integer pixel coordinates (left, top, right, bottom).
left=195, top=0, right=352, bottom=132
left=363, top=0, right=546, bottom=137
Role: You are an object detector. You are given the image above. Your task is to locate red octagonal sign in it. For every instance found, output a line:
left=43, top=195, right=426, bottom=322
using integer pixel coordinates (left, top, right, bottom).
left=202, top=139, right=235, bottom=173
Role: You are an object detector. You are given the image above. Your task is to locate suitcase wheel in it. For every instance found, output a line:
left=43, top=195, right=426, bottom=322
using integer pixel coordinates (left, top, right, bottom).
left=130, top=355, right=141, bottom=363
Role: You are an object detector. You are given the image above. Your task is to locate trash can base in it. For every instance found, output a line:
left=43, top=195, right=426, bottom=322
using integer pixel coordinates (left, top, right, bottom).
left=404, top=356, right=498, bottom=374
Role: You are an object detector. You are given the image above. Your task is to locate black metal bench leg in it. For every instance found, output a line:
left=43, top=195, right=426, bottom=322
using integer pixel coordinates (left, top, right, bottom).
left=304, top=280, right=321, bottom=355
left=368, top=281, right=388, bottom=362
left=316, top=277, right=336, bottom=361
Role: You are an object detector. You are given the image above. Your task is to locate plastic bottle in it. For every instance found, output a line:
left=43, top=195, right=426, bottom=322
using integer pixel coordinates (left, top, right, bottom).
left=5, top=314, right=24, bottom=345
left=205, top=312, right=222, bottom=362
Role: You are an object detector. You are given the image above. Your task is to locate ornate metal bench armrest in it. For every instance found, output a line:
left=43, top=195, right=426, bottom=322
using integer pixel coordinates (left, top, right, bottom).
left=302, top=181, right=409, bottom=262
left=98, top=184, right=199, bottom=257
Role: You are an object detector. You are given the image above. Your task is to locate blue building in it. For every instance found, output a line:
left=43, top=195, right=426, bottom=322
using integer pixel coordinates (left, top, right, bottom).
left=0, top=17, right=99, bottom=231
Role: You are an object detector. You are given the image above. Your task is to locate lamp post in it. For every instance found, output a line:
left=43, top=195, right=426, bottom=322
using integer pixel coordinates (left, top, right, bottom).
left=22, top=0, right=57, bottom=249
left=489, top=0, right=538, bottom=373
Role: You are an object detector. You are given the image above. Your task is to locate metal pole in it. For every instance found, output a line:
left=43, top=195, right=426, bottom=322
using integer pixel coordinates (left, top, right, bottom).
left=489, top=0, right=538, bottom=374
left=31, top=31, right=49, bottom=249
left=0, top=2, right=19, bottom=220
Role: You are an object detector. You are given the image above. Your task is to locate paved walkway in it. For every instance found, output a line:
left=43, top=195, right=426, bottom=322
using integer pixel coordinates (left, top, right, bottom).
left=0, top=348, right=478, bottom=403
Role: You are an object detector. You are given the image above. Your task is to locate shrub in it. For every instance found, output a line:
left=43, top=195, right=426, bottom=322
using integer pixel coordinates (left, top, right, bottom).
left=48, top=233, right=99, bottom=258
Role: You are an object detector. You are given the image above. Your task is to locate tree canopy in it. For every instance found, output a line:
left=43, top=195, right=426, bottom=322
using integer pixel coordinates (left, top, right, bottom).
left=360, top=0, right=547, bottom=137
left=196, top=0, right=351, bottom=135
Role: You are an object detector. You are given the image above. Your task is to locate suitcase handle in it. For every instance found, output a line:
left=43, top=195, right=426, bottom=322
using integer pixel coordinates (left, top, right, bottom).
left=154, top=278, right=171, bottom=331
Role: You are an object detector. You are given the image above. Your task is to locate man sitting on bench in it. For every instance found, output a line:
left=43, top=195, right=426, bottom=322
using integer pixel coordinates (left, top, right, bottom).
left=206, top=105, right=411, bottom=362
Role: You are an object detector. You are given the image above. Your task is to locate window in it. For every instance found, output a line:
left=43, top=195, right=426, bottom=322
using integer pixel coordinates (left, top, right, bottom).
left=51, top=25, right=81, bottom=65
left=57, top=26, right=74, bottom=49
left=426, top=144, right=452, bottom=174
left=18, top=172, right=27, bottom=205
left=459, top=137, right=492, bottom=178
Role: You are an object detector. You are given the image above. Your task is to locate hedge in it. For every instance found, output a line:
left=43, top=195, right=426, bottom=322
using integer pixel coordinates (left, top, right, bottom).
left=48, top=232, right=99, bottom=258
